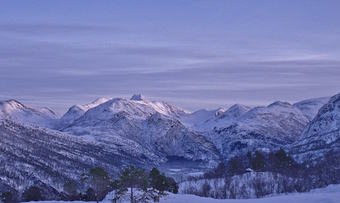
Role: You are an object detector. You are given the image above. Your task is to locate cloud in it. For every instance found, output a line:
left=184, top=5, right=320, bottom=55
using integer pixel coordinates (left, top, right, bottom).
left=1, top=22, right=340, bottom=113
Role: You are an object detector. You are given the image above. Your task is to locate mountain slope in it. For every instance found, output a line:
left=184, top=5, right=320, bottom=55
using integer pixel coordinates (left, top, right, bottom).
left=181, top=104, right=250, bottom=132
left=62, top=96, right=221, bottom=167
left=58, top=97, right=110, bottom=128
left=290, top=93, right=340, bottom=161
left=293, top=97, right=330, bottom=121
left=0, top=119, right=156, bottom=196
left=0, top=99, right=58, bottom=128
left=213, top=101, right=309, bottom=159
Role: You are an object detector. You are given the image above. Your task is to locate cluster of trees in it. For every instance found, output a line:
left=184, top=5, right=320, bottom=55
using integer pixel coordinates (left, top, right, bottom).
left=1, top=191, right=19, bottom=203
left=66, top=166, right=177, bottom=203
left=0, top=166, right=177, bottom=203
left=111, top=166, right=178, bottom=203
left=185, top=149, right=340, bottom=199
left=1, top=186, right=42, bottom=203
left=204, top=149, right=300, bottom=179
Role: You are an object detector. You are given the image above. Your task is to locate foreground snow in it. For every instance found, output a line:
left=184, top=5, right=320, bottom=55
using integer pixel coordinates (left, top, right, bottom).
left=24, top=184, right=340, bottom=203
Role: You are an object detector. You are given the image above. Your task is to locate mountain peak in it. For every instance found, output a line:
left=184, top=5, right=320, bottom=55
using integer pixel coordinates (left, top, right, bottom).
left=329, top=93, right=340, bottom=105
left=83, top=97, right=110, bottom=109
left=0, top=99, right=26, bottom=112
left=130, top=94, right=145, bottom=101
left=228, top=104, right=250, bottom=112
left=268, top=101, right=291, bottom=108
left=215, top=107, right=226, bottom=117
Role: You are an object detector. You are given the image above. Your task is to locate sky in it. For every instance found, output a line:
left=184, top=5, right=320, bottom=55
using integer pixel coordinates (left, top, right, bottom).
left=1, top=0, right=340, bottom=114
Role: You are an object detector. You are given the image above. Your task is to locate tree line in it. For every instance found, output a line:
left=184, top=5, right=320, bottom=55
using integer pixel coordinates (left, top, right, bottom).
left=186, top=148, right=340, bottom=198
left=1, top=166, right=178, bottom=203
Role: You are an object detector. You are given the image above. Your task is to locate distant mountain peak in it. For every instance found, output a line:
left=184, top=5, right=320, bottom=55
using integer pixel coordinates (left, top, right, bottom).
left=0, top=100, right=27, bottom=116
left=0, top=99, right=57, bottom=128
left=130, top=93, right=145, bottom=101
left=228, top=104, right=250, bottom=112
left=0, top=99, right=26, bottom=110
left=293, top=97, right=330, bottom=121
left=215, top=107, right=226, bottom=117
left=268, top=101, right=292, bottom=108
left=82, top=97, right=110, bottom=110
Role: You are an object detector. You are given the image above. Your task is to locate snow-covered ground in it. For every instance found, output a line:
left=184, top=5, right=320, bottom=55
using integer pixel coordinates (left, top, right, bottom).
left=23, top=184, right=340, bottom=203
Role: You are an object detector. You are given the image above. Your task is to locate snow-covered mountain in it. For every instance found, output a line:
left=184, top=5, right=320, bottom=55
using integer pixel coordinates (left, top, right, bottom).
left=0, top=119, right=160, bottom=197
left=58, top=94, right=186, bottom=129
left=0, top=94, right=337, bottom=200
left=181, top=104, right=250, bottom=132
left=212, top=101, right=310, bottom=159
left=0, top=99, right=58, bottom=128
left=1, top=95, right=329, bottom=164
left=61, top=95, right=220, bottom=167
left=290, top=93, right=340, bottom=161
left=58, top=97, right=110, bottom=128
left=293, top=97, right=330, bottom=121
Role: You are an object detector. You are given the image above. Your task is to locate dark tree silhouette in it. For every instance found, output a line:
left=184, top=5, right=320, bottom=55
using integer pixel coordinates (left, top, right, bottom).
left=22, top=186, right=43, bottom=202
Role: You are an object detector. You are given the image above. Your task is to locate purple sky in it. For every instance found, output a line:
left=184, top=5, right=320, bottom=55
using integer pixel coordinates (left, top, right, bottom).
left=1, top=0, right=340, bottom=114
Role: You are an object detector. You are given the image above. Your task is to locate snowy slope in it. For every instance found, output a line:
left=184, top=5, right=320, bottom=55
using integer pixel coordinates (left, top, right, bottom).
left=22, top=184, right=340, bottom=203
left=213, top=101, right=309, bottom=159
left=59, top=94, right=186, bottom=129
left=179, top=172, right=304, bottom=199
left=62, top=95, right=220, bottom=167
left=162, top=184, right=340, bottom=203
left=293, top=97, right=330, bottom=121
left=290, top=93, right=340, bottom=161
left=0, top=99, right=58, bottom=128
left=58, top=97, right=110, bottom=128
left=181, top=104, right=250, bottom=132
left=0, top=119, right=157, bottom=196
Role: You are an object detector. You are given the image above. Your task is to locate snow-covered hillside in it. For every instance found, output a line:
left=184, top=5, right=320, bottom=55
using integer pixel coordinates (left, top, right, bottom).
left=163, top=184, right=340, bottom=203
left=0, top=99, right=58, bottom=128
left=293, top=97, right=330, bottom=121
left=59, top=94, right=186, bottom=129
left=58, top=97, right=110, bottom=128
left=290, top=93, right=340, bottom=161
left=211, top=101, right=309, bottom=159
left=61, top=95, right=220, bottom=168
left=179, top=171, right=309, bottom=199
left=2, top=94, right=338, bottom=201
left=181, top=104, right=250, bottom=132
left=1, top=94, right=330, bottom=170
left=0, top=119, right=156, bottom=196
left=22, top=184, right=340, bottom=203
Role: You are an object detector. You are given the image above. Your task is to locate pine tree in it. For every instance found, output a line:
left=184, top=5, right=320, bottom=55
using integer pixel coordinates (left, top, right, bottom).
left=251, top=151, right=265, bottom=171
left=1, top=191, right=19, bottom=203
left=63, top=181, right=78, bottom=200
left=86, top=167, right=111, bottom=203
left=22, top=186, right=42, bottom=202
left=119, top=166, right=148, bottom=203
left=149, top=167, right=169, bottom=193
left=167, top=177, right=178, bottom=194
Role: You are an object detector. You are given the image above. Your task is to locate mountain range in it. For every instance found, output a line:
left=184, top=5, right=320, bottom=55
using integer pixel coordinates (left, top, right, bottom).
left=1, top=93, right=340, bottom=197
